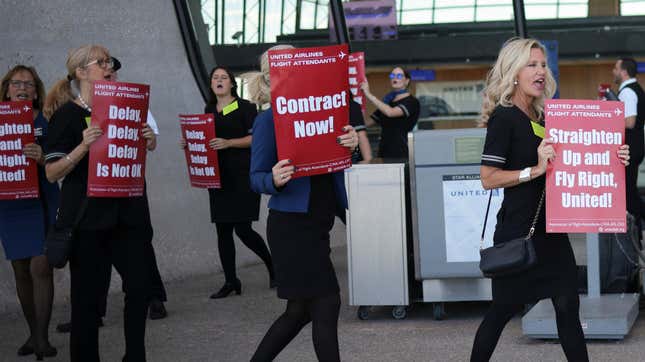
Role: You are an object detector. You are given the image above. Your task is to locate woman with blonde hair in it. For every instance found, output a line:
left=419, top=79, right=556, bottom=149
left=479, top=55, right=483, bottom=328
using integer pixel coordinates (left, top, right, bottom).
left=471, top=37, right=629, bottom=361
left=247, top=45, right=358, bottom=361
left=44, top=44, right=155, bottom=361
left=1, top=65, right=59, bottom=359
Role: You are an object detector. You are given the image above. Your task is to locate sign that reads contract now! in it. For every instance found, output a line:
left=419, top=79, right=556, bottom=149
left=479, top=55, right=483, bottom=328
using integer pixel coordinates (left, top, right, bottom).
left=545, top=99, right=626, bottom=233
left=0, top=101, right=38, bottom=199
left=269, top=44, right=352, bottom=178
left=87, top=81, right=149, bottom=197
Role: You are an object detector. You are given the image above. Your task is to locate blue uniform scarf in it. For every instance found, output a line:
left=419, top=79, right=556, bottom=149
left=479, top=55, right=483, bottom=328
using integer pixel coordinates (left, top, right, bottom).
left=382, top=89, right=408, bottom=104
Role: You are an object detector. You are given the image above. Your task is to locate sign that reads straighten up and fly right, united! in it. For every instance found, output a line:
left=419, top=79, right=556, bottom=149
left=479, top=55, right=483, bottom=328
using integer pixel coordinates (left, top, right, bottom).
left=545, top=99, right=626, bottom=233
left=0, top=101, right=38, bottom=199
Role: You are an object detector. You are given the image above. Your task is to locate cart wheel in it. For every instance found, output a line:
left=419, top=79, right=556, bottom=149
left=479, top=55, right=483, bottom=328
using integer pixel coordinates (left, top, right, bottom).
left=433, top=303, right=445, bottom=320
left=357, top=306, right=370, bottom=320
left=392, top=306, right=407, bottom=320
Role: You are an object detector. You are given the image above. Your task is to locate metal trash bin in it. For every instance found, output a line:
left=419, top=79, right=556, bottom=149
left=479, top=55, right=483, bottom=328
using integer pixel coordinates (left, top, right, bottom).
left=345, top=163, right=410, bottom=320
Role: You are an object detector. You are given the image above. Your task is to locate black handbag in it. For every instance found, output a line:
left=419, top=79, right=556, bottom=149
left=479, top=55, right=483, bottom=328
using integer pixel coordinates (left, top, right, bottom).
left=479, top=189, right=544, bottom=278
left=44, top=199, right=88, bottom=269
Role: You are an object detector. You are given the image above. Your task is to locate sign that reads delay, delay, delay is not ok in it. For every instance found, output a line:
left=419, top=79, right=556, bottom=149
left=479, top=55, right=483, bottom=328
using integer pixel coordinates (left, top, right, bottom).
left=87, top=81, right=149, bottom=197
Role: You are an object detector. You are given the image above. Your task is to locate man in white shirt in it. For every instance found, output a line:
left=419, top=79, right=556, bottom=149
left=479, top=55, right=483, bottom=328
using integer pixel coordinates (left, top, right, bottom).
left=613, top=57, right=645, bottom=223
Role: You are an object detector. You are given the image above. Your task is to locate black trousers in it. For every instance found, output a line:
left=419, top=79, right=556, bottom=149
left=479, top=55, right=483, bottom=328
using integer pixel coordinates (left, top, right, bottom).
left=626, top=156, right=642, bottom=221
left=70, top=226, right=150, bottom=362
left=98, top=235, right=167, bottom=317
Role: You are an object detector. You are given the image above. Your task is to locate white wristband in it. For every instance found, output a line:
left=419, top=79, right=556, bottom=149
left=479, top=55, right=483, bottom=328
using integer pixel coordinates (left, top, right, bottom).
left=519, top=167, right=531, bottom=183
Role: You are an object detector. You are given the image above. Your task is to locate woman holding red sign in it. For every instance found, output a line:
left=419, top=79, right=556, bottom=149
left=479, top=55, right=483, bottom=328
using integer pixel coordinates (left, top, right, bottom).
left=360, top=66, right=420, bottom=159
left=180, top=66, right=275, bottom=299
left=471, top=38, right=630, bottom=362
left=43, top=44, right=155, bottom=362
left=247, top=45, right=358, bottom=362
left=0, top=65, right=60, bottom=359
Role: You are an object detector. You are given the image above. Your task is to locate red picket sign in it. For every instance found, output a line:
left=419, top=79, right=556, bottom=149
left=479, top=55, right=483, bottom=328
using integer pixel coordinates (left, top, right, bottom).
left=179, top=114, right=221, bottom=188
left=269, top=44, right=352, bottom=178
left=545, top=99, right=626, bottom=233
left=349, top=52, right=367, bottom=113
left=87, top=81, right=149, bottom=197
left=0, top=101, right=39, bottom=199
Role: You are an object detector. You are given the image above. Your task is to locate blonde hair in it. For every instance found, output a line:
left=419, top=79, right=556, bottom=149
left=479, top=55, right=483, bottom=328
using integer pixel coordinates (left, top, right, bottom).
left=43, top=44, right=109, bottom=118
left=479, top=37, right=556, bottom=127
left=241, top=44, right=294, bottom=105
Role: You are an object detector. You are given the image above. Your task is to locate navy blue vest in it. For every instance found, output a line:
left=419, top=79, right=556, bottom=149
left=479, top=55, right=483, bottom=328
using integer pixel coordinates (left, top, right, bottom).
left=620, top=81, right=645, bottom=163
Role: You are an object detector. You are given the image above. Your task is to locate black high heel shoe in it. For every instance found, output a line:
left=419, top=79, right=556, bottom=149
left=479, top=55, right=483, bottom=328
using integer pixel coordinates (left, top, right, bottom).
left=34, top=345, right=57, bottom=360
left=209, top=281, right=242, bottom=299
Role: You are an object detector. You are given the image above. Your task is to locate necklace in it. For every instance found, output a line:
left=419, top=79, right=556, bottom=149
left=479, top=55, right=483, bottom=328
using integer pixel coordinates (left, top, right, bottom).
left=77, top=94, right=92, bottom=112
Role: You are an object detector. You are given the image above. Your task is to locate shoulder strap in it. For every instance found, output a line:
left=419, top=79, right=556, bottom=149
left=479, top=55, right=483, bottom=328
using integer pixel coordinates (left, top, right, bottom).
left=480, top=191, right=494, bottom=250
left=526, top=189, right=545, bottom=239
left=480, top=187, right=545, bottom=250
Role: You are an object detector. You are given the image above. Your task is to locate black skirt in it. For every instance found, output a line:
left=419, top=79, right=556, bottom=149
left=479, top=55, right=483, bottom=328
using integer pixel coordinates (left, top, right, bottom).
left=492, top=232, right=578, bottom=304
left=267, top=209, right=339, bottom=299
left=208, top=188, right=260, bottom=223
left=208, top=161, right=260, bottom=223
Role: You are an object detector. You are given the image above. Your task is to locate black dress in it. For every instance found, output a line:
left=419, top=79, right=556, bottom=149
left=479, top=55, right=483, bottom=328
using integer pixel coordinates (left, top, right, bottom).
left=45, top=101, right=151, bottom=229
left=481, top=105, right=578, bottom=304
left=46, top=101, right=151, bottom=361
left=266, top=174, right=339, bottom=300
left=205, top=99, right=260, bottom=223
left=370, top=95, right=420, bottom=159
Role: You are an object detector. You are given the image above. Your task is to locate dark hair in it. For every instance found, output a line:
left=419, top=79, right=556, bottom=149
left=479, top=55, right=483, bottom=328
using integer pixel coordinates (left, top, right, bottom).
left=620, top=58, right=638, bottom=78
left=207, top=66, right=239, bottom=107
left=1, top=65, right=46, bottom=111
left=392, top=66, right=412, bottom=80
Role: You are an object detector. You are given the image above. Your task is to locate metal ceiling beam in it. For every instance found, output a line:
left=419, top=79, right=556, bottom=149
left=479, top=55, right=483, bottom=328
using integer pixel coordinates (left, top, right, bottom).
left=212, top=25, right=645, bottom=72
left=329, top=0, right=351, bottom=51
left=513, top=0, right=528, bottom=38
left=173, top=0, right=215, bottom=102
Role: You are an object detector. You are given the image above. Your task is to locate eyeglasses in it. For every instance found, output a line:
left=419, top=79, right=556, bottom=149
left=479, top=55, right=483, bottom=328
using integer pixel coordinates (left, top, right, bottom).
left=85, top=58, right=114, bottom=70
left=389, top=73, right=404, bottom=79
left=9, top=80, right=35, bottom=89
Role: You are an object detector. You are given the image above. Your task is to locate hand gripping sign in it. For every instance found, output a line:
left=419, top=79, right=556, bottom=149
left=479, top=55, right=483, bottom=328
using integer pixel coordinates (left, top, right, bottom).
left=87, top=81, right=149, bottom=197
left=545, top=99, right=626, bottom=233
left=0, top=101, right=39, bottom=199
left=179, top=114, right=221, bottom=188
left=269, top=44, right=352, bottom=178
left=349, top=52, right=367, bottom=113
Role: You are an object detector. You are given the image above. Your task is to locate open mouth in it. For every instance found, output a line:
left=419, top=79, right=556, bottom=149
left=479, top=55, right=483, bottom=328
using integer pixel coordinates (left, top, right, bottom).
left=216, top=84, right=223, bottom=89
left=16, top=93, right=30, bottom=100
left=533, top=78, right=545, bottom=90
